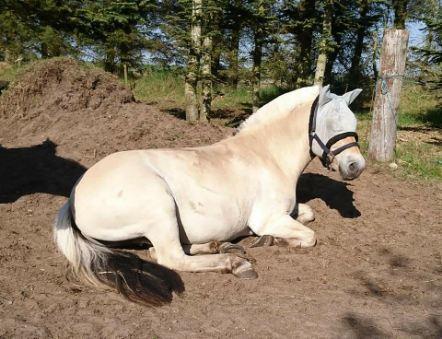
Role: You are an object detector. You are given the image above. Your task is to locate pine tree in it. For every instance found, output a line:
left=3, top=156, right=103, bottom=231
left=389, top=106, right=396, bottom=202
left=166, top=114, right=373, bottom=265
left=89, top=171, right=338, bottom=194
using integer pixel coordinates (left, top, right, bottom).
left=314, top=0, right=334, bottom=85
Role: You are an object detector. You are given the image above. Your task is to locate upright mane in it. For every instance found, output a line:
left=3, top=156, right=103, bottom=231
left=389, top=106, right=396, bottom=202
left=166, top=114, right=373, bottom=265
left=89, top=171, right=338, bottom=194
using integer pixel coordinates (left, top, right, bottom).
left=238, top=85, right=320, bottom=132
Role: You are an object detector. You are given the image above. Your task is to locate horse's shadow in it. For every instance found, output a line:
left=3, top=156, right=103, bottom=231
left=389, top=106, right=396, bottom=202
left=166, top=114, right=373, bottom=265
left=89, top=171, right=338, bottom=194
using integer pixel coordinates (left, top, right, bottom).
left=0, top=139, right=86, bottom=203
left=297, top=173, right=361, bottom=218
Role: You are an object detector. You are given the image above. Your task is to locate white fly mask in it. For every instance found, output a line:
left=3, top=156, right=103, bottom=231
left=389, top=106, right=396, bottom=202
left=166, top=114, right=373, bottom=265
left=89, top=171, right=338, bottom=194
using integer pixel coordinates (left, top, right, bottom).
left=309, top=85, right=365, bottom=180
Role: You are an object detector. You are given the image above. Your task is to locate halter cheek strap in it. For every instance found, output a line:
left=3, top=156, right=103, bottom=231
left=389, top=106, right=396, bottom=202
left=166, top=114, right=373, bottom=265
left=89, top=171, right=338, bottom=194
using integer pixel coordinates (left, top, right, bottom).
left=309, top=95, right=360, bottom=169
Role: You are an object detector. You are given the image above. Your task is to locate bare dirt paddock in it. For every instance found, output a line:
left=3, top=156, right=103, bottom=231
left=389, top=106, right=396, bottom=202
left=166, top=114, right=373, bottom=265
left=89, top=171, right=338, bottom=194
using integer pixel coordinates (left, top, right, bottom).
left=0, top=60, right=441, bottom=338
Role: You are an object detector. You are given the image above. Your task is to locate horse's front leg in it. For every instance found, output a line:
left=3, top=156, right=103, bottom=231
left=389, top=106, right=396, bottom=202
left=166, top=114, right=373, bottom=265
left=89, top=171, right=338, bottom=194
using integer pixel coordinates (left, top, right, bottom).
left=250, top=215, right=317, bottom=248
left=295, top=203, right=315, bottom=224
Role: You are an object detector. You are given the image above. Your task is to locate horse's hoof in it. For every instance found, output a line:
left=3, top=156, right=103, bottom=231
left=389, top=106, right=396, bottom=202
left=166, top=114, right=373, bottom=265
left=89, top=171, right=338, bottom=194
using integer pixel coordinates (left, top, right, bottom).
left=250, top=235, right=274, bottom=248
left=235, top=268, right=258, bottom=279
left=232, top=257, right=258, bottom=279
left=219, top=242, right=246, bottom=255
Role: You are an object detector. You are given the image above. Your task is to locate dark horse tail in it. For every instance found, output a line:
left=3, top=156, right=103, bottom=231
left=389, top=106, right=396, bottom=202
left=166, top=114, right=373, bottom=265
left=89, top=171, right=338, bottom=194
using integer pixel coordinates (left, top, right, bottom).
left=53, top=201, right=184, bottom=306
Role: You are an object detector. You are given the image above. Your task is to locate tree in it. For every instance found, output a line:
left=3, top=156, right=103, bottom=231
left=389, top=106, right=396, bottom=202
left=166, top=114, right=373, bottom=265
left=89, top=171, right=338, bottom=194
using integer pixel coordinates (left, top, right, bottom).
left=185, top=0, right=202, bottom=122
left=0, top=0, right=79, bottom=61
left=294, top=0, right=316, bottom=86
left=76, top=0, right=157, bottom=73
left=200, top=0, right=221, bottom=120
left=314, top=0, right=334, bottom=85
left=393, top=0, right=408, bottom=29
left=410, top=0, right=442, bottom=89
left=243, top=0, right=278, bottom=112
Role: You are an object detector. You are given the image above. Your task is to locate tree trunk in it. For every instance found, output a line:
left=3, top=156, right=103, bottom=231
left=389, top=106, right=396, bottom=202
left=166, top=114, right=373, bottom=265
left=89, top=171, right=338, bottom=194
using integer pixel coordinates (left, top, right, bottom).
left=368, top=29, right=409, bottom=162
left=252, top=31, right=262, bottom=113
left=296, top=0, right=316, bottom=86
left=372, top=30, right=379, bottom=83
left=393, top=0, right=407, bottom=29
left=324, top=30, right=341, bottom=84
left=211, top=35, right=221, bottom=78
left=41, top=42, right=49, bottom=59
left=185, top=0, right=202, bottom=122
left=349, top=0, right=369, bottom=87
left=200, top=34, right=212, bottom=121
left=314, top=0, right=333, bottom=86
left=3, top=49, right=13, bottom=63
left=104, top=47, right=117, bottom=73
left=229, top=25, right=240, bottom=88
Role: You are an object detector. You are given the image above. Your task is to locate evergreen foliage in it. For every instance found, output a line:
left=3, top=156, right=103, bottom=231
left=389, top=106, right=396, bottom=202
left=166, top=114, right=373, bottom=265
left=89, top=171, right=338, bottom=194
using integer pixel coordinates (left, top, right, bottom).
left=0, top=0, right=440, bottom=108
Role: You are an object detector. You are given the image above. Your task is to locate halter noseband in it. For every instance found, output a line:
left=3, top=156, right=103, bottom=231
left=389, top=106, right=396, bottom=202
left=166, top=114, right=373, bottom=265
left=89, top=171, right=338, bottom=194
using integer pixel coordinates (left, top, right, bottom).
left=308, top=96, right=359, bottom=169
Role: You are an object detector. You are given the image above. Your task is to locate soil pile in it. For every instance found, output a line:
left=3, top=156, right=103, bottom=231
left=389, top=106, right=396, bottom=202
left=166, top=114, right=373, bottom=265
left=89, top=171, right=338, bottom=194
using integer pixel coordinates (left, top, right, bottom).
left=0, top=58, right=230, bottom=166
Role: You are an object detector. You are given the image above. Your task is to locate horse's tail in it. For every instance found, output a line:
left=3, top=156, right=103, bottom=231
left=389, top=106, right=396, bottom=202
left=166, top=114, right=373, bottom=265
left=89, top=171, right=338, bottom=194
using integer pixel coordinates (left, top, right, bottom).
left=53, top=201, right=184, bottom=306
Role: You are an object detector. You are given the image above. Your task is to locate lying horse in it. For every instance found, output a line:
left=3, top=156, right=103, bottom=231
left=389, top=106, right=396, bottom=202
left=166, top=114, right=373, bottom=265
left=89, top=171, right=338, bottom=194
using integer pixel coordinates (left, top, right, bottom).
left=54, top=85, right=365, bottom=305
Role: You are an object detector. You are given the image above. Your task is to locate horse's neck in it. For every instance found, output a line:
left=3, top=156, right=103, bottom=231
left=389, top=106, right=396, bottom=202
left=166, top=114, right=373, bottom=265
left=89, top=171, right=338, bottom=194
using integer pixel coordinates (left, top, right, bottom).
left=235, top=103, right=312, bottom=183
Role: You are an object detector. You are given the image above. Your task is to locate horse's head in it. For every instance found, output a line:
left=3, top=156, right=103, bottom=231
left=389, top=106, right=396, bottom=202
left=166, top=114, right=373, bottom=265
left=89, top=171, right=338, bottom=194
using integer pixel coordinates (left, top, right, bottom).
left=310, top=85, right=365, bottom=180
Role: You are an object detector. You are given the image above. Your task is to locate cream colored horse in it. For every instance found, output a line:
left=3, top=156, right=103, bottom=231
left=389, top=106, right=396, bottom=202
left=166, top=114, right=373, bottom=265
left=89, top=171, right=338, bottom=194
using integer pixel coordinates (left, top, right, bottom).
left=54, top=85, right=365, bottom=305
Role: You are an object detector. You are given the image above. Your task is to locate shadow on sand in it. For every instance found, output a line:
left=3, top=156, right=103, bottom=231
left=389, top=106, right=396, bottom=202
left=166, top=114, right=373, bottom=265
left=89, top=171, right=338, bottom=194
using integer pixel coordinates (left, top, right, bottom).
left=297, top=173, right=361, bottom=218
left=0, top=139, right=86, bottom=203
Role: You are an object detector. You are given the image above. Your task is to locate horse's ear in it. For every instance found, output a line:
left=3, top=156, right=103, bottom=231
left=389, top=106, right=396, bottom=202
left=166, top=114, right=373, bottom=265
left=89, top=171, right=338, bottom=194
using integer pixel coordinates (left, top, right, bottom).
left=318, top=84, right=333, bottom=107
left=342, top=88, right=362, bottom=105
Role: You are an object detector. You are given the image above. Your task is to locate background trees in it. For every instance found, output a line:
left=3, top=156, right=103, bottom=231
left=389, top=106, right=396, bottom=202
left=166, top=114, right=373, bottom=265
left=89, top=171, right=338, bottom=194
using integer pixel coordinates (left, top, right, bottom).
left=0, top=0, right=440, bottom=120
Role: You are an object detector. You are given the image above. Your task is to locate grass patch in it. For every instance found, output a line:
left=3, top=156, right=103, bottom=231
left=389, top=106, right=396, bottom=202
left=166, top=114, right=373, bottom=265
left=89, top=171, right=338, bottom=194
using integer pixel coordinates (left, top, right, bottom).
left=132, top=70, right=285, bottom=116
left=133, top=68, right=185, bottom=107
left=212, top=86, right=251, bottom=110
left=0, top=63, right=22, bottom=82
left=396, top=141, right=441, bottom=179
left=398, top=82, right=441, bottom=128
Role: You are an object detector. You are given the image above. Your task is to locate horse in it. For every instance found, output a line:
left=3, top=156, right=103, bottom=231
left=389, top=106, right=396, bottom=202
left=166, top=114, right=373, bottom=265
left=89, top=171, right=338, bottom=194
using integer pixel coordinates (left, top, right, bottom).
left=53, top=84, right=365, bottom=305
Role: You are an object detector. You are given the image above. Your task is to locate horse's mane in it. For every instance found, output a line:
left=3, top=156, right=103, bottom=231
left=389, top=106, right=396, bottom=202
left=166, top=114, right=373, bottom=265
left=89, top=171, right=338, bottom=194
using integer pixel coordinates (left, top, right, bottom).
left=238, top=85, right=320, bottom=132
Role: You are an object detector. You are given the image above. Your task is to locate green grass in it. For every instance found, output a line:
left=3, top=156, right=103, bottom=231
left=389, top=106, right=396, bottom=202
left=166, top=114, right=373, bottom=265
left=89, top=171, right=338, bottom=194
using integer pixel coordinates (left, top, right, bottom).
left=133, top=68, right=185, bottom=106
left=398, top=82, right=441, bottom=128
left=0, top=63, right=22, bottom=82
left=132, top=70, right=288, bottom=112
left=355, top=82, right=441, bottom=181
left=212, top=86, right=251, bottom=110
left=396, top=141, right=441, bottom=179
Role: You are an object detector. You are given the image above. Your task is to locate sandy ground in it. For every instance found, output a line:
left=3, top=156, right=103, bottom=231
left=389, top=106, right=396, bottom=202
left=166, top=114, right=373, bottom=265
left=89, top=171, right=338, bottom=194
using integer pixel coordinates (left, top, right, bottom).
left=0, top=59, right=441, bottom=338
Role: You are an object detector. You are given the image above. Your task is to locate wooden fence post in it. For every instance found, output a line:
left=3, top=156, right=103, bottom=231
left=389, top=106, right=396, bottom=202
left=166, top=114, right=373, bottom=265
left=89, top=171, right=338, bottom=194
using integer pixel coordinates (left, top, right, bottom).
left=368, top=28, right=409, bottom=162
left=123, top=63, right=128, bottom=85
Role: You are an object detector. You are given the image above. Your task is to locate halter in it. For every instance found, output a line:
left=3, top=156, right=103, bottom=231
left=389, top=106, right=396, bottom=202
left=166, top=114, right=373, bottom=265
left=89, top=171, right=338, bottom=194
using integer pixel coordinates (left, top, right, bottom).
left=308, top=96, right=359, bottom=169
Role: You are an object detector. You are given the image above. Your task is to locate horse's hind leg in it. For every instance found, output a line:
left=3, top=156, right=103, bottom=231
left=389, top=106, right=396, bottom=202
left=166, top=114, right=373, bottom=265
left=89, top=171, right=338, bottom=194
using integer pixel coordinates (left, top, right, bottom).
left=149, top=242, right=220, bottom=259
left=151, top=238, right=256, bottom=279
left=144, top=202, right=256, bottom=279
left=149, top=241, right=245, bottom=258
left=184, top=241, right=246, bottom=255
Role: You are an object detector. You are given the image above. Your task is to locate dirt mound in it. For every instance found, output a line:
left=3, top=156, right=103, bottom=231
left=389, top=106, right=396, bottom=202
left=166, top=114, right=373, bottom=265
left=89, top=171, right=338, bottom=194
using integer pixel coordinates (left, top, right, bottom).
left=0, top=58, right=134, bottom=119
left=0, top=58, right=230, bottom=167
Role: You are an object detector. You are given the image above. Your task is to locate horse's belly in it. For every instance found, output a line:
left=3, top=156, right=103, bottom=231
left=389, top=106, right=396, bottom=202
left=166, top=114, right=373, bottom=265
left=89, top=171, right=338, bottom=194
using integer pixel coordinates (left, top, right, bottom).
left=179, top=210, right=249, bottom=244
left=176, top=195, right=250, bottom=244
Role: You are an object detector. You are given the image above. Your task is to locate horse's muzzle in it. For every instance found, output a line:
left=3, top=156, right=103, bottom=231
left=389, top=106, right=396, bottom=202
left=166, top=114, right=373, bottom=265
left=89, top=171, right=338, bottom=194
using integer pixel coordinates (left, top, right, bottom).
left=338, top=154, right=366, bottom=180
